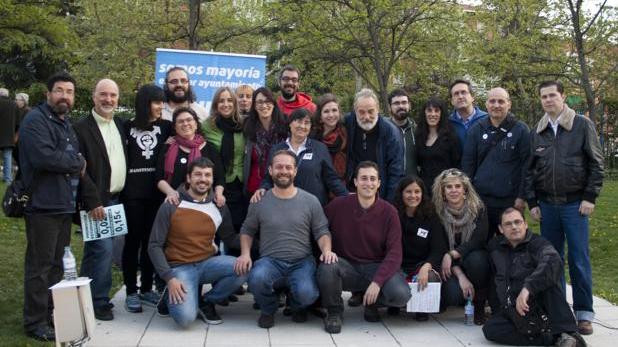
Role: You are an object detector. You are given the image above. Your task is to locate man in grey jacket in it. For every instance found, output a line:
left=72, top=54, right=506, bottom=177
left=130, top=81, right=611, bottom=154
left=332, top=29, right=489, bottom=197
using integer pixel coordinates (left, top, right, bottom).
left=525, top=80, right=603, bottom=336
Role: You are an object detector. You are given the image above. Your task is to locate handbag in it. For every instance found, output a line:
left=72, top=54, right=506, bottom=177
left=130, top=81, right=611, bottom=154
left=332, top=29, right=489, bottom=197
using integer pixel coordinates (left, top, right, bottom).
left=2, top=179, right=31, bottom=217
left=503, top=300, right=551, bottom=337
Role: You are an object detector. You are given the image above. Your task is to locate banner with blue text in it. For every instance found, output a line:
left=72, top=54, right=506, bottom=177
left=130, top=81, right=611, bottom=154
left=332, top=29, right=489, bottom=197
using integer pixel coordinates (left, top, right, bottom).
left=155, top=48, right=266, bottom=111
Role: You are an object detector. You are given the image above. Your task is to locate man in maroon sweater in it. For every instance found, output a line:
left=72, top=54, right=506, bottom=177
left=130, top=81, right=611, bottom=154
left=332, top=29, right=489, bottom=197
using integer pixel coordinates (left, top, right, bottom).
left=317, top=161, right=410, bottom=333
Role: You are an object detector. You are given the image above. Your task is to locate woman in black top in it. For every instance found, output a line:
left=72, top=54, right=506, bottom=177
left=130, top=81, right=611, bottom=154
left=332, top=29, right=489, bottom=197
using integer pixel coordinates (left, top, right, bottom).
left=156, top=107, right=225, bottom=206
left=415, top=97, right=461, bottom=191
left=433, top=168, right=489, bottom=324
left=392, top=175, right=446, bottom=320
left=122, top=84, right=172, bottom=313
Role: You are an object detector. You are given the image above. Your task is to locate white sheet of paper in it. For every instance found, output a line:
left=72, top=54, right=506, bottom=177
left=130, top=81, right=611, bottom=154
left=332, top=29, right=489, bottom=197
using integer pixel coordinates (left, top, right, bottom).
left=80, top=204, right=128, bottom=242
left=406, top=282, right=441, bottom=313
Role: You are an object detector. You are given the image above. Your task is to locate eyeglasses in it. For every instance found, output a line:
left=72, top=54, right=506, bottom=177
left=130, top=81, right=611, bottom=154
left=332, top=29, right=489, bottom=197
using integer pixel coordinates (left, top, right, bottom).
left=281, top=77, right=299, bottom=83
left=502, top=219, right=524, bottom=228
left=168, top=78, right=189, bottom=85
left=255, top=100, right=273, bottom=107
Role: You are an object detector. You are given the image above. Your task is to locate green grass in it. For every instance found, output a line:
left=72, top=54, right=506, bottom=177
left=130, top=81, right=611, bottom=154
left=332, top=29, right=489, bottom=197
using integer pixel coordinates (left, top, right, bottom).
left=0, top=181, right=616, bottom=344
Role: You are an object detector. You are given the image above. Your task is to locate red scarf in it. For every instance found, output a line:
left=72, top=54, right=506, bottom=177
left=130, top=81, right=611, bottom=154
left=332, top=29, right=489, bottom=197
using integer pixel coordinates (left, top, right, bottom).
left=164, top=134, right=205, bottom=183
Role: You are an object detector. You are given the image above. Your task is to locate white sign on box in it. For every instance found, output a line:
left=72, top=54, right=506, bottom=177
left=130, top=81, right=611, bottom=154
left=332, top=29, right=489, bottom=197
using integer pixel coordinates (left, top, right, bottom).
left=80, top=204, right=128, bottom=242
left=406, top=282, right=441, bottom=313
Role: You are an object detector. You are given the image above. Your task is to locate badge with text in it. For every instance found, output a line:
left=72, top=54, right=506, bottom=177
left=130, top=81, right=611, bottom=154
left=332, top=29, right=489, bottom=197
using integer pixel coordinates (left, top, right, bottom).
left=80, top=204, right=128, bottom=242
left=302, top=153, right=313, bottom=160
left=417, top=227, right=429, bottom=238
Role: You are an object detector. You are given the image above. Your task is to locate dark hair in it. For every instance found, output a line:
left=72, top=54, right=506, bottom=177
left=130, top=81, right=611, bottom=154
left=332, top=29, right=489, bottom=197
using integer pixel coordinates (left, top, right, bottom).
left=538, top=80, right=564, bottom=94
left=243, top=87, right=288, bottom=142
left=289, top=108, right=313, bottom=128
left=393, top=175, right=435, bottom=219
left=354, top=161, right=380, bottom=180
left=270, top=149, right=298, bottom=168
left=312, top=93, right=341, bottom=138
left=448, top=79, right=473, bottom=97
left=388, top=88, right=408, bottom=105
left=415, top=97, right=457, bottom=145
left=171, top=106, right=204, bottom=137
left=134, top=84, right=165, bottom=130
left=47, top=72, right=76, bottom=92
left=164, top=66, right=195, bottom=102
left=500, top=207, right=525, bottom=224
left=279, top=64, right=300, bottom=79
left=187, top=157, right=215, bottom=175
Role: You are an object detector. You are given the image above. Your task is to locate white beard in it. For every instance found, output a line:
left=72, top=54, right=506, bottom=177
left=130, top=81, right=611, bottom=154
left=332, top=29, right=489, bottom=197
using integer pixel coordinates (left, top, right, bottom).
left=357, top=117, right=378, bottom=132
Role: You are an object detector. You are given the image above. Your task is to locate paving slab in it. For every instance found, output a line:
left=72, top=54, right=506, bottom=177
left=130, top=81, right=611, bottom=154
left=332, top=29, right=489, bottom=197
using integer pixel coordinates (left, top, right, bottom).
left=84, top=285, right=617, bottom=347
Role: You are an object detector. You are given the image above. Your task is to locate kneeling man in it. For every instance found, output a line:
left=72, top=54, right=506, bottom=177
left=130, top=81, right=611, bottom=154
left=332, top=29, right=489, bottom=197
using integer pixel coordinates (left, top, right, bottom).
left=235, top=150, right=337, bottom=328
left=483, top=208, right=586, bottom=347
left=318, top=161, right=411, bottom=333
left=148, top=157, right=246, bottom=328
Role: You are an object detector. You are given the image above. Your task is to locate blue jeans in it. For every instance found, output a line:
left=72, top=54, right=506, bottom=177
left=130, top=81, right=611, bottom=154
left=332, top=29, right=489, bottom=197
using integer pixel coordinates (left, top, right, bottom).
left=248, top=256, right=319, bottom=315
left=539, top=200, right=594, bottom=321
left=2, top=147, right=12, bottom=182
left=167, top=255, right=246, bottom=328
left=80, top=198, right=118, bottom=309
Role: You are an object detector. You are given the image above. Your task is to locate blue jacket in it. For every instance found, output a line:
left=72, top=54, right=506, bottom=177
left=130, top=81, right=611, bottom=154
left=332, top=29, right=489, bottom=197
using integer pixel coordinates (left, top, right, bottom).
left=461, top=114, right=530, bottom=207
left=261, top=138, right=348, bottom=206
left=448, top=106, right=487, bottom=154
left=18, top=103, right=99, bottom=214
left=345, top=113, right=404, bottom=201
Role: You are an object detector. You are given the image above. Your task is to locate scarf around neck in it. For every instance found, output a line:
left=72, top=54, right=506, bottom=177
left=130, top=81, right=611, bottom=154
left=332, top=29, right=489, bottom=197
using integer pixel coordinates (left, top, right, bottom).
left=442, top=201, right=477, bottom=251
left=216, top=116, right=241, bottom=173
left=164, top=134, right=205, bottom=183
left=321, top=124, right=347, bottom=154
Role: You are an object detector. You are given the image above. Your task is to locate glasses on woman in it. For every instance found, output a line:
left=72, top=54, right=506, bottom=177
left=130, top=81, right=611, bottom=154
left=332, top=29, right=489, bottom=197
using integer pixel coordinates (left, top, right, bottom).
left=255, top=100, right=273, bottom=107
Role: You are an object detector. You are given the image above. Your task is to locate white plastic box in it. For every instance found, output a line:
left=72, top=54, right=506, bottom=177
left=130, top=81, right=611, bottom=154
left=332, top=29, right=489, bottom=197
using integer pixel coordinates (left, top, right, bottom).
left=50, top=277, right=95, bottom=346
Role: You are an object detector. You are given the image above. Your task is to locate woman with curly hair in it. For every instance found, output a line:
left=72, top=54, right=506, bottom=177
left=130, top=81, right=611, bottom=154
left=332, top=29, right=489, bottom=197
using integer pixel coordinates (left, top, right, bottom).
left=433, top=168, right=489, bottom=324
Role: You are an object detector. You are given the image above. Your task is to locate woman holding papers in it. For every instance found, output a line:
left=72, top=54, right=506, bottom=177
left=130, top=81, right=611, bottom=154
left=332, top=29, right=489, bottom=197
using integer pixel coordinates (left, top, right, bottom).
left=122, top=85, right=172, bottom=313
left=433, top=169, right=490, bottom=325
left=392, top=175, right=446, bottom=321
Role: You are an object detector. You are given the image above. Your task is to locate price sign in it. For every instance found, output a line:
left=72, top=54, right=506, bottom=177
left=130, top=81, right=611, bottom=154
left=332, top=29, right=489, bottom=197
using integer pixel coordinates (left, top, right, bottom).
left=80, top=204, right=128, bottom=242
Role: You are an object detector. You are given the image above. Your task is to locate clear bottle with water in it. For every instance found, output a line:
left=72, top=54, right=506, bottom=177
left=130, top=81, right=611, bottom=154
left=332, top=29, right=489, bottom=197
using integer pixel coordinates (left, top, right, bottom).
left=464, top=297, right=474, bottom=325
left=63, top=246, right=77, bottom=281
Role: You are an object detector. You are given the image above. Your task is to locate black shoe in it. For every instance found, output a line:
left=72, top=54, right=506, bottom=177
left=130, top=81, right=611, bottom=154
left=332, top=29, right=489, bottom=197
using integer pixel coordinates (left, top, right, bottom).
left=258, top=313, right=275, bottom=329
left=94, top=304, right=114, bottom=321
left=387, top=307, right=400, bottom=316
left=364, top=304, right=380, bottom=322
left=324, top=313, right=342, bottom=334
left=157, top=288, right=169, bottom=317
left=292, top=309, right=308, bottom=323
left=348, top=292, right=363, bottom=307
left=252, top=302, right=260, bottom=310
left=283, top=306, right=292, bottom=316
left=228, top=294, right=239, bottom=302
left=26, top=325, right=55, bottom=342
left=415, top=312, right=429, bottom=321
left=235, top=286, right=246, bottom=295
left=218, top=298, right=230, bottom=306
left=199, top=302, right=222, bottom=325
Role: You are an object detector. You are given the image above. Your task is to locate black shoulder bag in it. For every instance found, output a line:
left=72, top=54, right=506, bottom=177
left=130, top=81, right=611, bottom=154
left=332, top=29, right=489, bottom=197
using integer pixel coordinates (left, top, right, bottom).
left=2, top=169, right=36, bottom=218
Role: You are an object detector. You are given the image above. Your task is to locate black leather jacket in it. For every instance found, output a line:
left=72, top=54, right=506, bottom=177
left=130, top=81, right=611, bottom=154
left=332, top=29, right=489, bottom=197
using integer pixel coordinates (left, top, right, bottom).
left=525, top=107, right=603, bottom=207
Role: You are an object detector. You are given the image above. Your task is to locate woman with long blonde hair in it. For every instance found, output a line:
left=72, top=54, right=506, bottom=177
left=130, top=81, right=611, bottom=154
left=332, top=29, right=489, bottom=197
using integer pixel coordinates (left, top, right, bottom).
left=432, top=168, right=490, bottom=325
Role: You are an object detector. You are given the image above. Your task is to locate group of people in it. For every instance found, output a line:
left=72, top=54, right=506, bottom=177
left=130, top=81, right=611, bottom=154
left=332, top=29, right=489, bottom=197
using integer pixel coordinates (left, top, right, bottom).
left=13, top=64, right=603, bottom=347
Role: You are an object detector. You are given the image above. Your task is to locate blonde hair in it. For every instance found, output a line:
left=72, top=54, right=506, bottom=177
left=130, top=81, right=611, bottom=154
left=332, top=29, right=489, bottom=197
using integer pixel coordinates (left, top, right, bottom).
left=236, top=84, right=254, bottom=96
left=432, top=168, right=484, bottom=221
left=209, top=86, right=242, bottom=127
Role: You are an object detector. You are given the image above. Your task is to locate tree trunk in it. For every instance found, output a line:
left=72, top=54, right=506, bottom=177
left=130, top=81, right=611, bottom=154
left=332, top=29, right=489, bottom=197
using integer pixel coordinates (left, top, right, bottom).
left=568, top=0, right=597, bottom=121
left=188, top=0, right=201, bottom=50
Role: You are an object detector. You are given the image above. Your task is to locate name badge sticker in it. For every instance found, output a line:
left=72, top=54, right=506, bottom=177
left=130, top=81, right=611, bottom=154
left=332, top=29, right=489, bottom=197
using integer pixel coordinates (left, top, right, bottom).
left=302, top=153, right=313, bottom=160
left=417, top=228, right=429, bottom=238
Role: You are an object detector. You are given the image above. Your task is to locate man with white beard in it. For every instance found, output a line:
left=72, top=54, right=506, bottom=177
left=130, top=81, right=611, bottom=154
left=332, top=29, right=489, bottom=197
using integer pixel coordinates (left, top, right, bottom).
left=344, top=88, right=404, bottom=201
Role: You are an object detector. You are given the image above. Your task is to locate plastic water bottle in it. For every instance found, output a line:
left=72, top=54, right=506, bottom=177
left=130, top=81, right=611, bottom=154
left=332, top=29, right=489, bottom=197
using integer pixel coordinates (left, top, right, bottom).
left=63, top=246, right=77, bottom=281
left=464, top=297, right=474, bottom=325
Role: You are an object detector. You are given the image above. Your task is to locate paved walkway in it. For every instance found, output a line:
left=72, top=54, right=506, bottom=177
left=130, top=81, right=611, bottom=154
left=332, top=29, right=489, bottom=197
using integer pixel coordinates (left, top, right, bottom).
left=86, top=286, right=617, bottom=347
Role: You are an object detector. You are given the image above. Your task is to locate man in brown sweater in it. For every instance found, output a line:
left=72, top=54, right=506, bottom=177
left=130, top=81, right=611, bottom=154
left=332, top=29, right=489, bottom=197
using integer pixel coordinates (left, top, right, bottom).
left=148, top=157, right=246, bottom=328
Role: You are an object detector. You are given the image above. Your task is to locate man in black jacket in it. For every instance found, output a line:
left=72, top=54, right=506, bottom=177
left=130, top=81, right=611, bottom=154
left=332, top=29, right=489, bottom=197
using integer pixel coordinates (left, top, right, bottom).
left=483, top=208, right=586, bottom=347
left=0, top=87, right=18, bottom=183
left=19, top=72, right=99, bottom=342
left=74, top=78, right=127, bottom=321
left=525, top=80, right=603, bottom=335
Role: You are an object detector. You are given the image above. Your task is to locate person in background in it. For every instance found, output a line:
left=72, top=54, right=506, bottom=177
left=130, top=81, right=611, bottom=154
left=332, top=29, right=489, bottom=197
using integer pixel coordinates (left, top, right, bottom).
left=387, top=88, right=418, bottom=177
left=312, top=93, right=347, bottom=182
left=415, top=97, right=461, bottom=192
left=236, top=84, right=254, bottom=119
left=448, top=79, right=487, bottom=152
left=122, top=84, right=172, bottom=313
left=0, top=87, right=18, bottom=183
left=433, top=168, right=490, bottom=325
left=391, top=176, right=446, bottom=320
left=276, top=64, right=317, bottom=117
left=161, top=67, right=208, bottom=122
